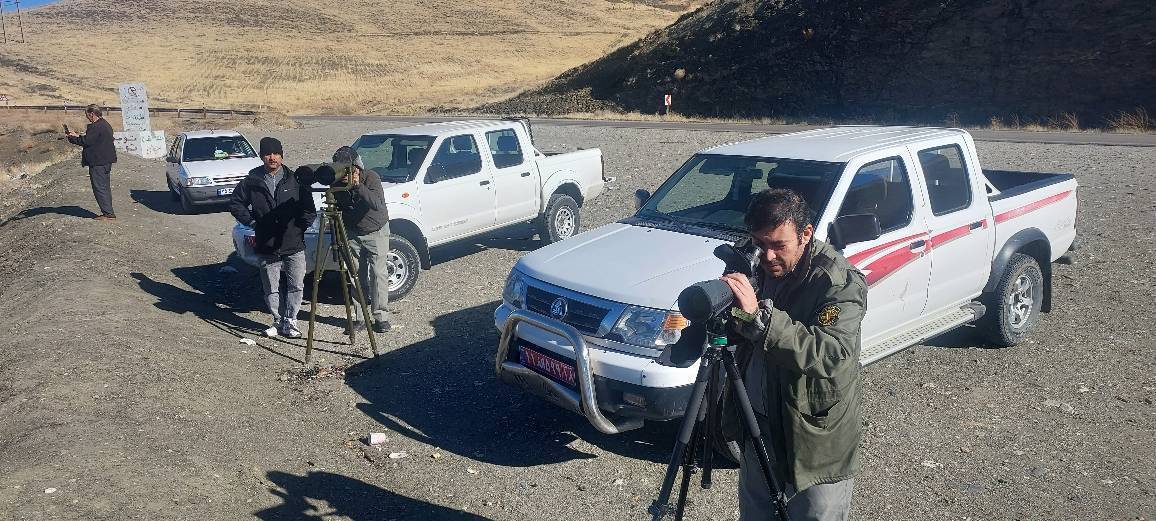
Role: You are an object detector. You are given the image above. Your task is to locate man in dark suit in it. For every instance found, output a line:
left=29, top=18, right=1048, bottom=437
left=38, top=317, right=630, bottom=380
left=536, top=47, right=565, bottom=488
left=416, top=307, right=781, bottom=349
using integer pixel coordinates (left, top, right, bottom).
left=66, top=104, right=118, bottom=220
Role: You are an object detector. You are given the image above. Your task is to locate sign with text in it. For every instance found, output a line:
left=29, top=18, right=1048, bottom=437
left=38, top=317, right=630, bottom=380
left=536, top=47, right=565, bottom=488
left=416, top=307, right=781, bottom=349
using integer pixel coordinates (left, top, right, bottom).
left=114, top=130, right=166, bottom=159
left=118, top=83, right=152, bottom=133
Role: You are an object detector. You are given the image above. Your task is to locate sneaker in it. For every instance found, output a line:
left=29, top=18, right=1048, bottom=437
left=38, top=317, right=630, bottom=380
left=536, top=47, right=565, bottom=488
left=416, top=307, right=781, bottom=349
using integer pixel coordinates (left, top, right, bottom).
left=372, top=320, right=392, bottom=333
left=281, top=324, right=303, bottom=339
left=344, top=321, right=366, bottom=336
left=263, top=325, right=280, bottom=337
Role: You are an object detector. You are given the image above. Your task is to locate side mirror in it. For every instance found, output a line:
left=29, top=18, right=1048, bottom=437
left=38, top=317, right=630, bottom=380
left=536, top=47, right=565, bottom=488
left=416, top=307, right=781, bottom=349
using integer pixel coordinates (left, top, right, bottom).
left=634, top=189, right=651, bottom=211
left=829, top=214, right=881, bottom=250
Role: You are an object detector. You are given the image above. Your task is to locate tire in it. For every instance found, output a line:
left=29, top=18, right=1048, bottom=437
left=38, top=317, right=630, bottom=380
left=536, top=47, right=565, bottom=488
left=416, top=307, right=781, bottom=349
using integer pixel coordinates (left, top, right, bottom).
left=179, top=189, right=196, bottom=214
left=710, top=382, right=743, bottom=464
left=538, top=194, right=580, bottom=244
left=386, top=234, right=421, bottom=302
left=980, top=253, right=1044, bottom=347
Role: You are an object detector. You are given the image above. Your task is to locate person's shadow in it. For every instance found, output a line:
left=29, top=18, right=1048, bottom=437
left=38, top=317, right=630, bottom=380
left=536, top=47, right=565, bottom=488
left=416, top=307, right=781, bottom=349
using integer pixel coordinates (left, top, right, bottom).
left=345, top=301, right=684, bottom=468
left=254, top=470, right=490, bottom=520
left=0, top=205, right=97, bottom=227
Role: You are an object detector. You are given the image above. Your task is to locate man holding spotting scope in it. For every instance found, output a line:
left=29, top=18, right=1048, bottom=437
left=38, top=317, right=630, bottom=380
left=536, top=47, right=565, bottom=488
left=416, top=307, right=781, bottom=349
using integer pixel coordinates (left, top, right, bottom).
left=719, top=188, right=866, bottom=521
left=329, top=146, right=392, bottom=334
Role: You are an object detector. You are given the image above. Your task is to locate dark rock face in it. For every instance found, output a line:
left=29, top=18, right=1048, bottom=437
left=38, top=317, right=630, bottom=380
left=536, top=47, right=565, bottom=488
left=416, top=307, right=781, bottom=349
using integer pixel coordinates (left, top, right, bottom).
left=486, top=0, right=1156, bottom=125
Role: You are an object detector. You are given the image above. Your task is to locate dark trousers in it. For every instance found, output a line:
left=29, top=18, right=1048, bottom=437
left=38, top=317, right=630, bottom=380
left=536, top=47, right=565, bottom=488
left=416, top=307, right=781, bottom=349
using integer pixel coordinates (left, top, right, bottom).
left=89, top=164, right=114, bottom=217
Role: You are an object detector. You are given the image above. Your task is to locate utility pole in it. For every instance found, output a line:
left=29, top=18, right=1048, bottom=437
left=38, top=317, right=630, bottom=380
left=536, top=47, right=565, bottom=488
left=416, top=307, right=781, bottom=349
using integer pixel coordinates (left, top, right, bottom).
left=14, top=0, right=23, bottom=43
left=1, top=0, right=8, bottom=44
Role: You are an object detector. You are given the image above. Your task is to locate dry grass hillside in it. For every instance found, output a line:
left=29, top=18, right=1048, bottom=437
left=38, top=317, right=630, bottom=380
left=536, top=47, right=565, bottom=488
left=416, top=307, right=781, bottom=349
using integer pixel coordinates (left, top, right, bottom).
left=0, top=0, right=699, bottom=114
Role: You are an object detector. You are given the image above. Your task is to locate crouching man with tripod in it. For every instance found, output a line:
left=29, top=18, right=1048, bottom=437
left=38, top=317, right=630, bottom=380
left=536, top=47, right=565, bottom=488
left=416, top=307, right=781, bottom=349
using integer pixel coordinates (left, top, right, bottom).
left=719, top=189, right=867, bottom=521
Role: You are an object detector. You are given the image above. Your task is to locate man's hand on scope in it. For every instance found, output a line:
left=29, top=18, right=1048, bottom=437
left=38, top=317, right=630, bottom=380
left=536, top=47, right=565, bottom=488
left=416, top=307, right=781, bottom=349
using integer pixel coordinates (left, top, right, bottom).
left=349, top=169, right=360, bottom=186
left=720, top=273, right=758, bottom=314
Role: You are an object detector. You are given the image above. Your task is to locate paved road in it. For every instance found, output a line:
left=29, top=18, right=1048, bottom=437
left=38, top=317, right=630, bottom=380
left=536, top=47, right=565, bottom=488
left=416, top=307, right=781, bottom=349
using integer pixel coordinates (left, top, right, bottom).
left=295, top=114, right=1156, bottom=147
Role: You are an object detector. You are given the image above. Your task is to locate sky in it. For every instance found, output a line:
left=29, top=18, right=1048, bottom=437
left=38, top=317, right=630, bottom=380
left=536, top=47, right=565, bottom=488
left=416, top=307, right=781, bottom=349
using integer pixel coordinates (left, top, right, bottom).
left=4, top=0, right=58, bottom=9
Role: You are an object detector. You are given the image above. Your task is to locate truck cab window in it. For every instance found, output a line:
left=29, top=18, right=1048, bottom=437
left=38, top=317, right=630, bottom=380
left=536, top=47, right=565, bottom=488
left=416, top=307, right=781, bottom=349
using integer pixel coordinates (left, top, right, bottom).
left=838, top=157, right=914, bottom=233
left=427, top=134, right=483, bottom=183
left=486, top=129, right=524, bottom=169
left=918, top=145, right=972, bottom=215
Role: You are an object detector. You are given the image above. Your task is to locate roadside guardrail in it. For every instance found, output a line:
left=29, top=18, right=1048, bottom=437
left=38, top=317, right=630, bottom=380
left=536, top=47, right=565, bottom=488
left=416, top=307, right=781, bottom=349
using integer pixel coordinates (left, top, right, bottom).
left=3, top=104, right=259, bottom=118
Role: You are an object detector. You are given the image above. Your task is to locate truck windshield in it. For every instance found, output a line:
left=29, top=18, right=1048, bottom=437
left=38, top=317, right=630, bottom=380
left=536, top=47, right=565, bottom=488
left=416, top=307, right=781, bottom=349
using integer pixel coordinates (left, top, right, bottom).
left=639, top=154, right=845, bottom=233
left=183, top=136, right=256, bottom=162
left=353, top=134, right=436, bottom=182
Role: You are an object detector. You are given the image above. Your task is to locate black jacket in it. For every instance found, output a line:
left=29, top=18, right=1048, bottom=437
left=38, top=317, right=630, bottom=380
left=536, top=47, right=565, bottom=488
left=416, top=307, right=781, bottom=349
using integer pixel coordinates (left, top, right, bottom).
left=333, top=169, right=388, bottom=235
left=228, top=165, right=317, bottom=256
left=67, top=117, right=117, bottom=167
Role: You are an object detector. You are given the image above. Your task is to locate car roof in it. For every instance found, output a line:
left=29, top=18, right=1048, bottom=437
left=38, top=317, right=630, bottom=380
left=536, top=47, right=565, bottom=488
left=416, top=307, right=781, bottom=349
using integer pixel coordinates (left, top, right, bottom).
left=703, top=126, right=967, bottom=162
left=181, top=130, right=246, bottom=139
left=360, top=120, right=519, bottom=138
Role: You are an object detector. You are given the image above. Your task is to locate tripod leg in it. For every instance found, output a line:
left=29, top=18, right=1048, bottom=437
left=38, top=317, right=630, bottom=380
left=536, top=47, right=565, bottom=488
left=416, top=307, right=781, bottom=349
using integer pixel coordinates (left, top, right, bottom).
left=334, top=222, right=379, bottom=356
left=721, top=348, right=792, bottom=521
left=305, top=214, right=330, bottom=365
left=672, top=418, right=700, bottom=521
left=650, top=353, right=713, bottom=520
left=332, top=219, right=357, bottom=345
left=700, top=361, right=721, bottom=490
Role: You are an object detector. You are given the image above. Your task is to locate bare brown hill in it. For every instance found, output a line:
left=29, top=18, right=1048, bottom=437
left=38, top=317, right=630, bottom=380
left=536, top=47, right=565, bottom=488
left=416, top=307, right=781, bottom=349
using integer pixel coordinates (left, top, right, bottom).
left=0, top=0, right=699, bottom=114
left=485, top=0, right=1156, bottom=128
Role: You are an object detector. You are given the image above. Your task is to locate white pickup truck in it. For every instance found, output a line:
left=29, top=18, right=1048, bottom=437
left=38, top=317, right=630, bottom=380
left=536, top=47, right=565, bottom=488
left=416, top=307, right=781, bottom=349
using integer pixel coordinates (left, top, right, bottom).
left=494, top=126, right=1078, bottom=437
left=233, top=119, right=609, bottom=300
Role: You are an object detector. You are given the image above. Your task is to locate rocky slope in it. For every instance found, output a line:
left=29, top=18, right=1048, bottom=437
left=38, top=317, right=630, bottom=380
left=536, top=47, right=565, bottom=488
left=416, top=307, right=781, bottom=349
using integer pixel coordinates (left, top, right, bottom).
left=486, top=0, right=1156, bottom=126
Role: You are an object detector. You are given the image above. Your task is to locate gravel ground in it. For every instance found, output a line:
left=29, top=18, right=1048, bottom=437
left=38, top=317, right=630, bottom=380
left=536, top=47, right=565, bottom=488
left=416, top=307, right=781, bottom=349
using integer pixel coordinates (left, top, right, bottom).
left=0, top=119, right=1152, bottom=520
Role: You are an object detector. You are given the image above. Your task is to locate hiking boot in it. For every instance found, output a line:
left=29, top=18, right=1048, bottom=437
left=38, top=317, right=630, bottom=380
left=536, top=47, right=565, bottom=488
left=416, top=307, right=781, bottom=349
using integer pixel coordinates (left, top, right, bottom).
left=372, top=320, right=391, bottom=333
left=263, top=325, right=280, bottom=337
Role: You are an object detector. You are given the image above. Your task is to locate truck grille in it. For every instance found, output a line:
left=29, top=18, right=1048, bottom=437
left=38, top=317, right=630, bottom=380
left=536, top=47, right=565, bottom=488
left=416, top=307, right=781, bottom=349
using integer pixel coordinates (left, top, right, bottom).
left=526, top=286, right=609, bottom=335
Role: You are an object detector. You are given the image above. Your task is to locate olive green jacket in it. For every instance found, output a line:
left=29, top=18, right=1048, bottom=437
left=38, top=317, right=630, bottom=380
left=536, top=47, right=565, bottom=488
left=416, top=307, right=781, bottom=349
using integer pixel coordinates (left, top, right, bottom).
left=720, top=239, right=867, bottom=491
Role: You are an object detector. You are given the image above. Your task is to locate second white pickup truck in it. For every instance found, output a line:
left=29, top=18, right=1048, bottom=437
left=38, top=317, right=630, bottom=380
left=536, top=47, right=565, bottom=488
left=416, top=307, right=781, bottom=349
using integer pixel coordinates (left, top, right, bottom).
left=494, top=126, right=1078, bottom=439
left=233, top=119, right=608, bottom=300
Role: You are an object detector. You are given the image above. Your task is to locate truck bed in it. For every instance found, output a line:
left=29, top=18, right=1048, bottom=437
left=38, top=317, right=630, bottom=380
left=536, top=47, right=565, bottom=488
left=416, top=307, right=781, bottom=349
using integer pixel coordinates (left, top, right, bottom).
left=984, top=169, right=1075, bottom=201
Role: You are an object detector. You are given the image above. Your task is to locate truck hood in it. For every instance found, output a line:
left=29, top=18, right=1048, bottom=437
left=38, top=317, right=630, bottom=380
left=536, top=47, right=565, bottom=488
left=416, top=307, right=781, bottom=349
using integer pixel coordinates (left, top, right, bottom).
left=182, top=158, right=262, bottom=178
left=517, top=222, right=729, bottom=310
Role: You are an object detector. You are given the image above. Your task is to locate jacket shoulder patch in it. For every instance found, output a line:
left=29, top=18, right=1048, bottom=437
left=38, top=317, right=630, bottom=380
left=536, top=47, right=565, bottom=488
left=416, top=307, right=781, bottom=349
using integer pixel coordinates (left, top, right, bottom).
left=816, top=304, right=840, bottom=326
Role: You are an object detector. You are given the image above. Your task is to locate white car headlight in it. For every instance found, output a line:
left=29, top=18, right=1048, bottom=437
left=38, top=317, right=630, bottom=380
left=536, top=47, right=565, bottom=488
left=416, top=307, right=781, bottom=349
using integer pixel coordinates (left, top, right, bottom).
left=187, top=176, right=212, bottom=187
left=609, top=306, right=688, bottom=347
left=503, top=270, right=529, bottom=309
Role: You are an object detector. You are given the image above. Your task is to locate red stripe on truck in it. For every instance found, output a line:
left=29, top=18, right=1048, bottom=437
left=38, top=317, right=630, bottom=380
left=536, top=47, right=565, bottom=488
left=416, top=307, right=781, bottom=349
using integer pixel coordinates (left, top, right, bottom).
left=862, top=244, right=924, bottom=287
left=846, top=232, right=925, bottom=266
left=994, top=190, right=1073, bottom=224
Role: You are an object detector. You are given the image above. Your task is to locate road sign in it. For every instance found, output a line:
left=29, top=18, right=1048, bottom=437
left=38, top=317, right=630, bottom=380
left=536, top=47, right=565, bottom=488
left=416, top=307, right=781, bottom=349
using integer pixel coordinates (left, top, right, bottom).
left=664, top=94, right=672, bottom=107
left=118, top=83, right=152, bottom=133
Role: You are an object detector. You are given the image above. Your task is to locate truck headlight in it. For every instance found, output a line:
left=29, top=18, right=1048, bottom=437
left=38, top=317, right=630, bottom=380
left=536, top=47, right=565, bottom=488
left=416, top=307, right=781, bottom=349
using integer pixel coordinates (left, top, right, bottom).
left=186, top=176, right=212, bottom=187
left=503, top=270, right=529, bottom=309
left=608, top=306, right=688, bottom=347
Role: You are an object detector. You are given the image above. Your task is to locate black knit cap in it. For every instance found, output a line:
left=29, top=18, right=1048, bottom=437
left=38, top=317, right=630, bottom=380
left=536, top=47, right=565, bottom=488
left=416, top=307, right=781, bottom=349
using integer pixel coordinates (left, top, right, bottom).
left=259, top=137, right=283, bottom=156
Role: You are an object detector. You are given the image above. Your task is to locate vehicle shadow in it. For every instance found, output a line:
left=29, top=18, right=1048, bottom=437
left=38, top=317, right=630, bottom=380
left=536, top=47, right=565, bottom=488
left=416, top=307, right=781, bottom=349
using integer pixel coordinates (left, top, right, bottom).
left=254, top=470, right=487, bottom=520
left=922, top=324, right=995, bottom=349
left=0, top=205, right=98, bottom=227
left=129, top=189, right=229, bottom=215
left=429, top=223, right=541, bottom=266
left=345, top=300, right=683, bottom=468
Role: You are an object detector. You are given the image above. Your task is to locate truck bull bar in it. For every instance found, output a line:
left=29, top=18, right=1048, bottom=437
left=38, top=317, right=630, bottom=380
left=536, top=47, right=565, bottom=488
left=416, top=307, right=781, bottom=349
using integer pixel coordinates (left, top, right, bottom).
left=495, top=309, right=643, bottom=434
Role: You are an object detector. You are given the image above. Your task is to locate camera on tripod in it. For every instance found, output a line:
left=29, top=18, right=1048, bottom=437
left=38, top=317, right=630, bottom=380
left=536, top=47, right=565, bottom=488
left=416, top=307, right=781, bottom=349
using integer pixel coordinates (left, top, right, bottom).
left=658, top=239, right=762, bottom=368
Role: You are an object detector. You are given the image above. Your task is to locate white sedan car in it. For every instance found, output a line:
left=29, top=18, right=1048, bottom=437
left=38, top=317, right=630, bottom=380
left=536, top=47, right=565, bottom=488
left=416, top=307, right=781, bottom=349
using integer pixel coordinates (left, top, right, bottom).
left=164, top=130, right=262, bottom=213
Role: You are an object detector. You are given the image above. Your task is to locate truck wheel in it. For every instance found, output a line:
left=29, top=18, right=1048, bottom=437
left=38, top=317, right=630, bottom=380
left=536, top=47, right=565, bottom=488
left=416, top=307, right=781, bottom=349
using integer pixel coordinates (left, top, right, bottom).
left=539, top=194, right=580, bottom=244
left=387, top=235, right=421, bottom=302
left=981, top=253, right=1044, bottom=347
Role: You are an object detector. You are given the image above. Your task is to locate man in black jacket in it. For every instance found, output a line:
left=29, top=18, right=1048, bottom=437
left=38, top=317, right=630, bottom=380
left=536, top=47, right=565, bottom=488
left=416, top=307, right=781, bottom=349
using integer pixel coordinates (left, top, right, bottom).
left=228, top=137, right=317, bottom=338
left=66, top=104, right=118, bottom=220
left=332, top=146, right=392, bottom=334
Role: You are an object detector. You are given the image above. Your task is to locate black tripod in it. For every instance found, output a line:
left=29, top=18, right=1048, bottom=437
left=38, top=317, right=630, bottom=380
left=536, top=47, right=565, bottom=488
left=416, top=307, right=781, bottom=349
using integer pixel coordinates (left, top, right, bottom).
left=304, top=185, right=379, bottom=364
left=650, top=320, right=791, bottom=521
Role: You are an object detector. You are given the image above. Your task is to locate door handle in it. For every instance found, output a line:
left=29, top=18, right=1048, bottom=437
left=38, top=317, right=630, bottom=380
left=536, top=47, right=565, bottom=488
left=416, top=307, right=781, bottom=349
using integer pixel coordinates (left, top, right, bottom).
left=969, top=220, right=984, bottom=230
left=520, top=172, right=531, bottom=177
left=909, top=240, right=926, bottom=250
left=479, top=180, right=491, bottom=186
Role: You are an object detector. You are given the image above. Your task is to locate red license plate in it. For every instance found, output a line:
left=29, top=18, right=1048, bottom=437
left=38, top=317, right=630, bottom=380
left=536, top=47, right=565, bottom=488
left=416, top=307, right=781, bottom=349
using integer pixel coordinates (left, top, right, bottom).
left=519, top=346, right=577, bottom=388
